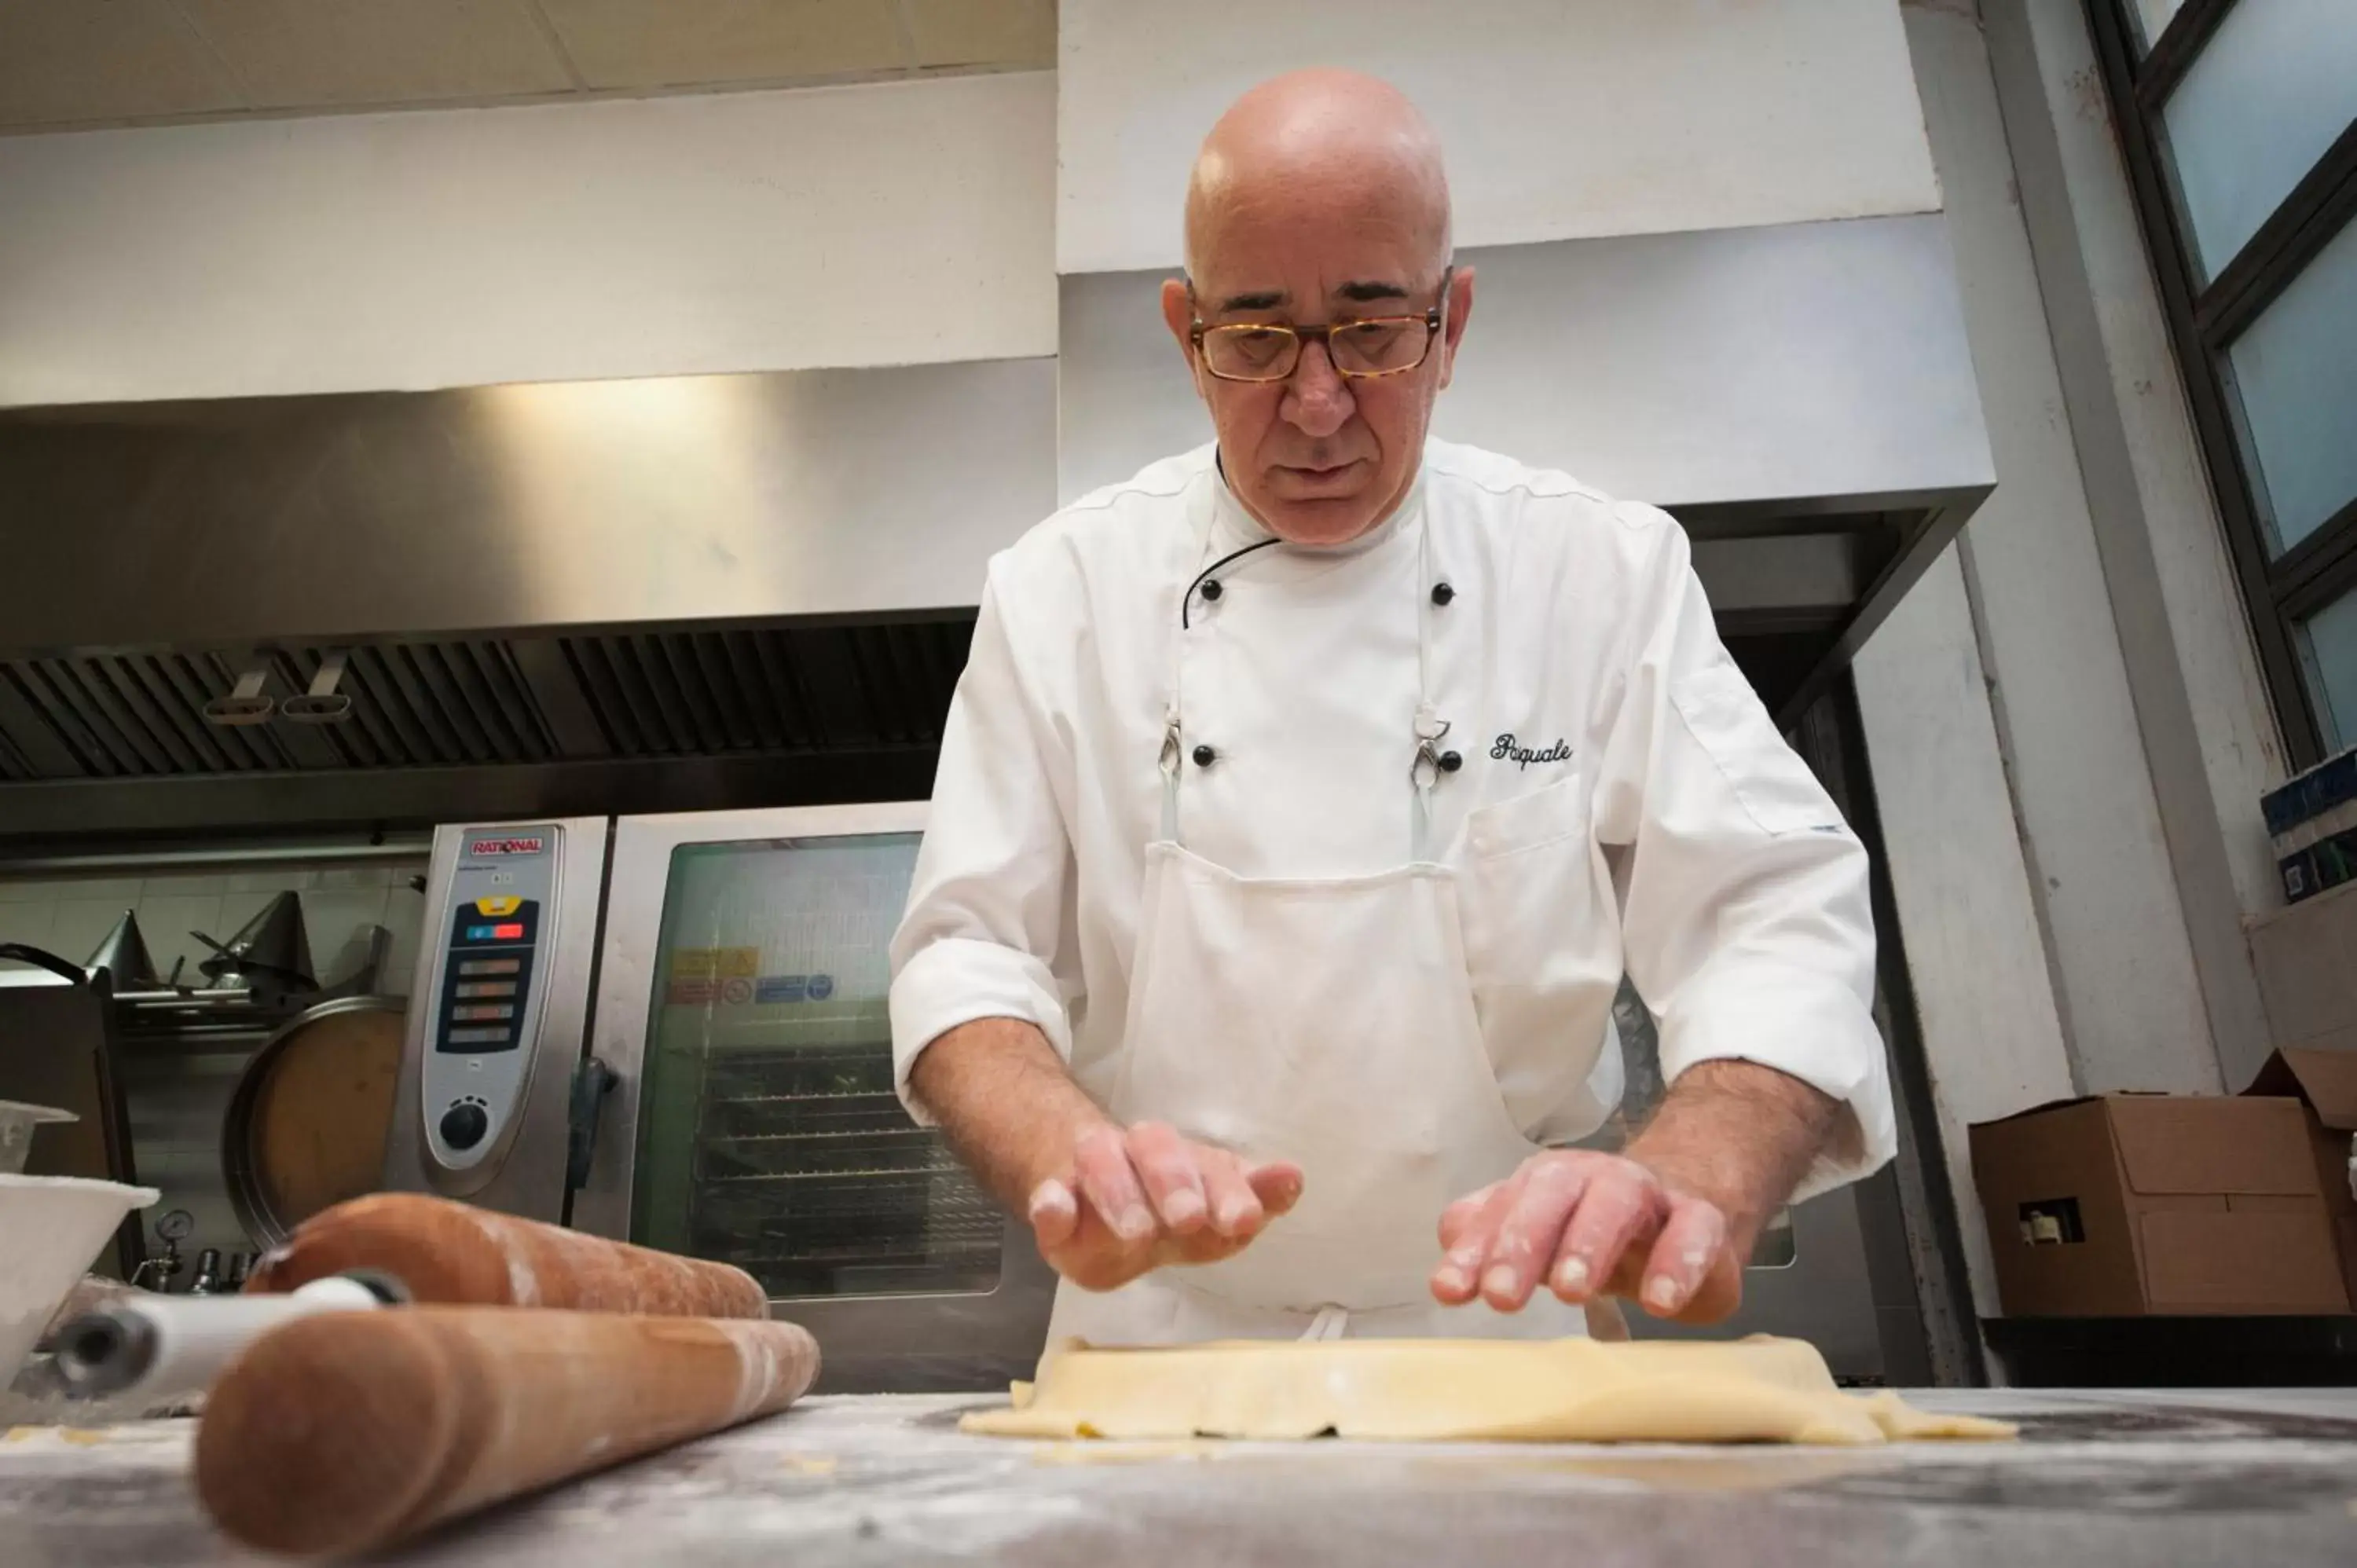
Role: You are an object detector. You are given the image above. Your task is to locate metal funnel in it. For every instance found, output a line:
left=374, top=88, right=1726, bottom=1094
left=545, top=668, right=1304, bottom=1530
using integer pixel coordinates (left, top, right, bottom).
left=196, top=891, right=317, bottom=990
left=84, top=909, right=159, bottom=989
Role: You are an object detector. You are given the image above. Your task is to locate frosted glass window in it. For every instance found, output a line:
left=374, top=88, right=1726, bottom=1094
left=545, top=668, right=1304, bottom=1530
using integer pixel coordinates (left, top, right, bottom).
left=2129, top=0, right=2184, bottom=52
left=2227, top=214, right=2357, bottom=555
left=2158, top=0, right=2357, bottom=277
left=2298, top=586, right=2357, bottom=753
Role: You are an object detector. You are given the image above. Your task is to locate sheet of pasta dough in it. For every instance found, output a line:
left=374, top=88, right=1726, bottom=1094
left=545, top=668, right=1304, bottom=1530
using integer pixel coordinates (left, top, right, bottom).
left=960, top=1335, right=2014, bottom=1446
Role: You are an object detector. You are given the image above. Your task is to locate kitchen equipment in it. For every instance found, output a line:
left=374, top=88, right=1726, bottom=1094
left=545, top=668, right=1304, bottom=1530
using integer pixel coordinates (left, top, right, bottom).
left=247, top=1192, right=768, bottom=1318
left=583, top=804, right=1054, bottom=1394
left=383, top=807, right=1058, bottom=1394
left=130, top=1208, right=193, bottom=1291
left=0, top=1172, right=158, bottom=1381
left=194, top=1307, right=822, bottom=1559
left=53, top=1272, right=396, bottom=1402
left=219, top=995, right=407, bottom=1247
left=83, top=911, right=159, bottom=991
left=382, top=819, right=607, bottom=1224
left=86, top=895, right=404, bottom=1273
left=194, top=890, right=316, bottom=995
left=0, top=949, right=145, bottom=1278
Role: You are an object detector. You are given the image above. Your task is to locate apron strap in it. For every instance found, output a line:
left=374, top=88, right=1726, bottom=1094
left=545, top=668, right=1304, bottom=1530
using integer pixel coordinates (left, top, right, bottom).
left=1409, top=513, right=1448, bottom=864
left=1300, top=1305, right=1351, bottom=1342
left=1410, top=705, right=1450, bottom=863
left=1159, top=701, right=1182, bottom=843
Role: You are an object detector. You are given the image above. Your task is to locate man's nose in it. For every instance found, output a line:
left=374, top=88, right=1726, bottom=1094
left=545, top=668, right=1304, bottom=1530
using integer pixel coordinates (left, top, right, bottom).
left=1281, top=339, right=1355, bottom=438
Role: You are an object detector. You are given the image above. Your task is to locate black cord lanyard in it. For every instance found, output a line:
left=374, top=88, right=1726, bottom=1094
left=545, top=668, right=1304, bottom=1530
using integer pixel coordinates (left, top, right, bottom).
left=1181, top=537, right=1283, bottom=629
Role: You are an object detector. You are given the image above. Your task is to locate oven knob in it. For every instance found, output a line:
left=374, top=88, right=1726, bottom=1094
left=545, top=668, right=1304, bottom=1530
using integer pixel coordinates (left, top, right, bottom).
left=439, top=1102, right=489, bottom=1151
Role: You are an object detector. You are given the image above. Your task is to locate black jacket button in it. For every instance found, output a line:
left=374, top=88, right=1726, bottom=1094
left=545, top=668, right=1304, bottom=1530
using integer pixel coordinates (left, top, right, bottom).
left=1200, top=580, right=1223, bottom=602
left=1439, top=750, right=1463, bottom=772
left=1193, top=744, right=1217, bottom=767
left=1431, top=582, right=1456, bottom=606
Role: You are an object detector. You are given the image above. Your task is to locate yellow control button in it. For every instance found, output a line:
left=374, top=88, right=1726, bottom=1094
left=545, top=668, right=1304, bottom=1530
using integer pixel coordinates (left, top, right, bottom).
left=474, top=896, right=524, bottom=916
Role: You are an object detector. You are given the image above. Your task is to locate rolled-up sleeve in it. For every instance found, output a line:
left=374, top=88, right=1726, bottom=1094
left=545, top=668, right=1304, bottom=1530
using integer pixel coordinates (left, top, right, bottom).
left=889, top=568, right=1076, bottom=1122
left=1596, top=513, right=1894, bottom=1200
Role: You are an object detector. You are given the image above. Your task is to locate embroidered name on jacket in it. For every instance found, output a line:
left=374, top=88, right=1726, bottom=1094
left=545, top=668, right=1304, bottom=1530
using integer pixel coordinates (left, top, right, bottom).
left=1490, top=734, right=1573, bottom=771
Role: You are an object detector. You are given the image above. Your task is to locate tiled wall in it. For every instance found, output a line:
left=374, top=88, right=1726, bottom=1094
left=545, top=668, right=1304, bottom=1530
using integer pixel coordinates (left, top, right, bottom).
left=0, top=858, right=431, bottom=995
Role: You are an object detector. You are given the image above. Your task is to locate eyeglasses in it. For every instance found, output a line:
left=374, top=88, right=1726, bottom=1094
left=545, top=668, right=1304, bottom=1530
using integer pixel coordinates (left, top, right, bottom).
left=1189, top=269, right=1453, bottom=383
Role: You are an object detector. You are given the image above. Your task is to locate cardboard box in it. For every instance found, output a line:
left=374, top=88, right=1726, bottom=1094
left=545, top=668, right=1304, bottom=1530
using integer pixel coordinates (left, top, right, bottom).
left=2243, top=1048, right=2357, bottom=1310
left=1968, top=1094, right=2352, bottom=1317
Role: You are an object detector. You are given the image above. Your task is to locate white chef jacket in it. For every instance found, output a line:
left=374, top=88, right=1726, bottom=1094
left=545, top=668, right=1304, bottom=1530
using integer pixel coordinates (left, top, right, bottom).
left=889, top=438, right=1894, bottom=1200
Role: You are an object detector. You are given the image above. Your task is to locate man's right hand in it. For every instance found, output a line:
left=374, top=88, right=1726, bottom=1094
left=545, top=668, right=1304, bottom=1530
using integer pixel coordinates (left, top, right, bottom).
left=1028, top=1121, right=1304, bottom=1291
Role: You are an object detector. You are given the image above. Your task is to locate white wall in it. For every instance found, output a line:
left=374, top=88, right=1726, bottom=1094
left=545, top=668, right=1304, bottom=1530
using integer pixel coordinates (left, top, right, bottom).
left=1853, top=550, right=2076, bottom=1318
left=1056, top=0, right=1943, bottom=273
left=1983, top=0, right=2279, bottom=1089
left=1860, top=0, right=2294, bottom=1324
left=0, top=71, right=1058, bottom=406
left=1879, top=2, right=2222, bottom=1101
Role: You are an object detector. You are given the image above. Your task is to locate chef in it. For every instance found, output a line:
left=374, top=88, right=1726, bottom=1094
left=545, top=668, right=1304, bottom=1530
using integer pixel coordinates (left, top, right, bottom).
left=889, top=68, right=1893, bottom=1345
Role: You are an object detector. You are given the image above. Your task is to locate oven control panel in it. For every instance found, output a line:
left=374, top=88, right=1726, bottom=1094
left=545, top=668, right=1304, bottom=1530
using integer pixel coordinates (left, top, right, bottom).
left=420, top=826, right=563, bottom=1173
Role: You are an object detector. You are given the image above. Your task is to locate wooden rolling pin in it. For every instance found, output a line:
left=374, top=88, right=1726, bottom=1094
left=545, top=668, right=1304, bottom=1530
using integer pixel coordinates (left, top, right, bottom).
left=246, top=1192, right=768, bottom=1318
left=196, top=1306, right=821, bottom=1559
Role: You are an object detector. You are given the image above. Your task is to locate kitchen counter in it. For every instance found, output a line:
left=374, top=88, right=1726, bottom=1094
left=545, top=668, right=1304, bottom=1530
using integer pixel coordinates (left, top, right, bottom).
left=5, top=1387, right=2357, bottom=1566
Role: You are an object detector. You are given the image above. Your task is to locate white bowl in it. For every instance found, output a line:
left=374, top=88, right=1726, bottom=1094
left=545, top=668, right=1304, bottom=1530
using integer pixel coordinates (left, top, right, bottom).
left=0, top=1174, right=159, bottom=1383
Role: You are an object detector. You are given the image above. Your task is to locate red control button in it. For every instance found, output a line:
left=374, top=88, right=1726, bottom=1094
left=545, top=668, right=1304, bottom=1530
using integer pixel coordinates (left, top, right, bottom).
left=492, top=922, right=525, bottom=940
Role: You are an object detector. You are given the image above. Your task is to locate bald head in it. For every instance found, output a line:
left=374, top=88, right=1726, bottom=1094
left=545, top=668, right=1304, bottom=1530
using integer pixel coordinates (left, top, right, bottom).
left=1162, top=71, right=1472, bottom=546
left=1184, top=69, right=1452, bottom=284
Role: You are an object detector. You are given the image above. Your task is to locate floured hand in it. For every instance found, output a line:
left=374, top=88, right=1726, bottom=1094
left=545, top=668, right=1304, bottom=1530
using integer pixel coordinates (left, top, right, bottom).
left=1428, top=1150, right=1744, bottom=1324
left=1030, top=1122, right=1304, bottom=1292
left=1428, top=1060, right=1844, bottom=1324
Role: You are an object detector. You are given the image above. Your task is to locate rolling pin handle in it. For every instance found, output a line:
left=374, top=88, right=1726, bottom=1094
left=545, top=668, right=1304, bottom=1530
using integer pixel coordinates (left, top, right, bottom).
left=566, top=1057, right=619, bottom=1194
left=53, top=1272, right=399, bottom=1401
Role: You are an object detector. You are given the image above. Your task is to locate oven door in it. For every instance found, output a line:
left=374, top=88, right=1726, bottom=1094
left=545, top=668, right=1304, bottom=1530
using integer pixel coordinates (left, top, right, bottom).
left=571, top=803, right=1054, bottom=1393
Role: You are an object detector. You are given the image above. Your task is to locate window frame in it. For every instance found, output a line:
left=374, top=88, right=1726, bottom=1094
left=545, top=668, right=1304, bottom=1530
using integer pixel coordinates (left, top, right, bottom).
left=2087, top=0, right=2357, bottom=766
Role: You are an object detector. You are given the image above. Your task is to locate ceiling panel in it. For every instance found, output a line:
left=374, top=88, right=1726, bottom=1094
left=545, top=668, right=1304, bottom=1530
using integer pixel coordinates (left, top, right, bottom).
left=0, top=0, right=243, bottom=126
left=0, top=0, right=1052, bottom=132
left=177, top=0, right=574, bottom=108
left=907, top=0, right=1052, bottom=69
left=535, top=0, right=907, bottom=89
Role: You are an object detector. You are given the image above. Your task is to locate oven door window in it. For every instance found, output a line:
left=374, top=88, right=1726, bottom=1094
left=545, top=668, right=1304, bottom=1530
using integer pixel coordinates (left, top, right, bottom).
left=629, top=833, right=1001, bottom=1298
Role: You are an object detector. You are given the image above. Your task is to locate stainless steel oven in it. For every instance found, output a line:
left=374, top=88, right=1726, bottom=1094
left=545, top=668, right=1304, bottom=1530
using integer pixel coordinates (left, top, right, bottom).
left=382, top=806, right=1055, bottom=1393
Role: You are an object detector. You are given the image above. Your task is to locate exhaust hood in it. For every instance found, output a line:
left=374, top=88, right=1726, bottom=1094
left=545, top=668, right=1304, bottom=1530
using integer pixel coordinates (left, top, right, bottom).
left=0, top=212, right=1991, bottom=844
left=0, top=360, right=1053, bottom=840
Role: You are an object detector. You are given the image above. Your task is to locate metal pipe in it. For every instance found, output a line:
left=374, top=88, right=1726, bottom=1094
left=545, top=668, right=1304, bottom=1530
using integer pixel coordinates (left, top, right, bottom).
left=0, top=841, right=429, bottom=876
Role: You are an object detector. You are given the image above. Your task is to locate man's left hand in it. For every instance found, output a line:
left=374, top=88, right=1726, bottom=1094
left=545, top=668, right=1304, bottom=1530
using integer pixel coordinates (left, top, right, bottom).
left=1427, top=1150, right=1745, bottom=1323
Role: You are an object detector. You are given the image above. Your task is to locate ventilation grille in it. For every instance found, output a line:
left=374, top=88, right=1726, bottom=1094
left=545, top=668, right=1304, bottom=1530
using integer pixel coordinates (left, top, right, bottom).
left=0, top=617, right=974, bottom=782
left=561, top=622, right=973, bottom=757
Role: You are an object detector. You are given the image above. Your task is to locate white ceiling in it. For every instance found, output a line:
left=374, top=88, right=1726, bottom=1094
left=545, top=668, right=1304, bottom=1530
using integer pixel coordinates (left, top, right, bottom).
left=0, top=0, right=1055, bottom=133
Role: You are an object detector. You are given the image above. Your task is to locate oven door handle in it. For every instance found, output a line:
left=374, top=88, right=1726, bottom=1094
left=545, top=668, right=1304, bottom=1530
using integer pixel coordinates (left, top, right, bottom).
left=565, top=1057, right=619, bottom=1195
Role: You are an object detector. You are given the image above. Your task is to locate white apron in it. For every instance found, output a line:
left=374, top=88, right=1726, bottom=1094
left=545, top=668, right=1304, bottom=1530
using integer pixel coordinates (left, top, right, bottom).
left=1043, top=507, right=1591, bottom=1345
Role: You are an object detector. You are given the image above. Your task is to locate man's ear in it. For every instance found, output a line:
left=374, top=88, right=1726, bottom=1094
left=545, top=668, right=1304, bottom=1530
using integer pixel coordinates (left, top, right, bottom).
left=1437, top=265, right=1475, bottom=390
left=1161, top=277, right=1211, bottom=401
